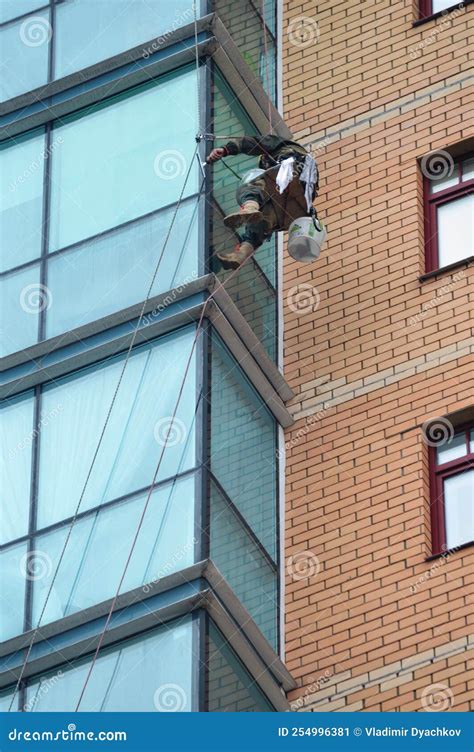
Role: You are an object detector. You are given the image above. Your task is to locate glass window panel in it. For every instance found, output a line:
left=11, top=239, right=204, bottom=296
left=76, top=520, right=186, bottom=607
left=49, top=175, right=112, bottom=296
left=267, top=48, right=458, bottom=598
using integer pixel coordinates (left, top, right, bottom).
left=211, top=335, right=277, bottom=558
left=210, top=482, right=277, bottom=648
left=470, top=429, right=474, bottom=453
left=37, top=327, right=197, bottom=529
left=0, top=263, right=41, bottom=357
left=432, top=0, right=456, bottom=10
left=33, top=475, right=195, bottom=625
left=436, top=432, right=467, bottom=465
left=0, top=542, right=27, bottom=642
left=213, top=2, right=276, bottom=100
left=437, top=195, right=474, bottom=267
left=0, top=689, right=16, bottom=711
left=444, top=470, right=474, bottom=549
left=462, top=157, right=474, bottom=182
left=430, top=166, right=459, bottom=194
left=0, top=10, right=50, bottom=102
left=0, top=392, right=34, bottom=545
left=0, top=131, right=45, bottom=273
left=49, top=68, right=198, bottom=252
left=46, top=198, right=199, bottom=339
left=26, top=617, right=193, bottom=711
left=55, top=0, right=200, bottom=79
left=207, top=621, right=273, bottom=711
left=0, top=0, right=46, bottom=24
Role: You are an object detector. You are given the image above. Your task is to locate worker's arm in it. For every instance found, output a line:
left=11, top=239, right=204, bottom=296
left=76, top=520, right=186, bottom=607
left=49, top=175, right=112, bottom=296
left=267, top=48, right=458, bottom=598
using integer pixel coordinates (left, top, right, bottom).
left=207, top=135, right=289, bottom=163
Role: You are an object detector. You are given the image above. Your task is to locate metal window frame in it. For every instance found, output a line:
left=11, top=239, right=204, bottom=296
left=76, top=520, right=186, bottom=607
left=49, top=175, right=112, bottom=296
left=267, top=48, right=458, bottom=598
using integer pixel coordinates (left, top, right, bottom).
left=0, top=561, right=295, bottom=711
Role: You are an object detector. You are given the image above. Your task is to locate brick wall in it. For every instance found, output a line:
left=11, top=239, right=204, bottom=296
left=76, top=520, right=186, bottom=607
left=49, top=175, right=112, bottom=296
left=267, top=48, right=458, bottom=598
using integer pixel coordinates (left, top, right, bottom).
left=282, top=0, right=474, bottom=711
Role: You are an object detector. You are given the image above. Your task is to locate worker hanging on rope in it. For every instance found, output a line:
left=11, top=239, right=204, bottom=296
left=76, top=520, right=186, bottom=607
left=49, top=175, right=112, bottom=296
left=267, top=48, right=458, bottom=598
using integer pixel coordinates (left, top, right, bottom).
left=207, top=134, right=325, bottom=269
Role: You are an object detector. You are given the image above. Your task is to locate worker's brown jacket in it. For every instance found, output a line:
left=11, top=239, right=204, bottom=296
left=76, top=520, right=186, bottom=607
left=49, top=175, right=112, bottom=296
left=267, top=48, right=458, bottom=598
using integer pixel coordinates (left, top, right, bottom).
left=224, top=135, right=315, bottom=227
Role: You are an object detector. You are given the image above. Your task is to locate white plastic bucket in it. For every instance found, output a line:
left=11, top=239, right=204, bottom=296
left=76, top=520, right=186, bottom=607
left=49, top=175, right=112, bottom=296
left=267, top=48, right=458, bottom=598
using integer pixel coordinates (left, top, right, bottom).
left=288, top=216, right=327, bottom=263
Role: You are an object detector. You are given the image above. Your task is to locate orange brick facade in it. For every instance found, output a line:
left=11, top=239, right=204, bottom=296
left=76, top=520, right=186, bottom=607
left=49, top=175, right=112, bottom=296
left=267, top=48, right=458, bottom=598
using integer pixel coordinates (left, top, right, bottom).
left=281, top=0, right=474, bottom=711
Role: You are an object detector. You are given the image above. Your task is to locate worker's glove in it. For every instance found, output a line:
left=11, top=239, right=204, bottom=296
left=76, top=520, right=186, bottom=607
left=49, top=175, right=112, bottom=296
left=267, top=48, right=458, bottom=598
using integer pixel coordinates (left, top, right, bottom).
left=207, top=147, right=228, bottom=163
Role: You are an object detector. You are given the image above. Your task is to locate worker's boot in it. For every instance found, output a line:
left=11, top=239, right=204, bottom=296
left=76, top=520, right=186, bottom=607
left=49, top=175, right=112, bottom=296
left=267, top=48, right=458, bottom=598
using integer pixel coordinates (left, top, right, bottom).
left=223, top=200, right=263, bottom=230
left=217, top=241, right=255, bottom=270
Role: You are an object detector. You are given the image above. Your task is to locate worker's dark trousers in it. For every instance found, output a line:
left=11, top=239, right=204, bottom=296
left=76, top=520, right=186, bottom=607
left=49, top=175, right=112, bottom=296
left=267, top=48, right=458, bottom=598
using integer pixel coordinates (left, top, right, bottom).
left=236, top=172, right=310, bottom=250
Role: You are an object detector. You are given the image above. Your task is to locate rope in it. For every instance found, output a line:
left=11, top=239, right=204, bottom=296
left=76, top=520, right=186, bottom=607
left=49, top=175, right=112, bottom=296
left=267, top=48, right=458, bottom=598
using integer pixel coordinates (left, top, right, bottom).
left=193, top=1, right=202, bottom=136
left=261, top=0, right=273, bottom=134
left=74, top=252, right=256, bottom=710
left=8, top=145, right=201, bottom=712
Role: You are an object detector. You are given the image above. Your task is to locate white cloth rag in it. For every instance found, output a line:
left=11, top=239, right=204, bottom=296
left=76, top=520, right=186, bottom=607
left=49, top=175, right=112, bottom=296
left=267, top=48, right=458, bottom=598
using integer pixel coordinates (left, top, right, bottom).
left=276, top=154, right=318, bottom=213
left=276, top=157, right=295, bottom=195
left=300, top=154, right=318, bottom=212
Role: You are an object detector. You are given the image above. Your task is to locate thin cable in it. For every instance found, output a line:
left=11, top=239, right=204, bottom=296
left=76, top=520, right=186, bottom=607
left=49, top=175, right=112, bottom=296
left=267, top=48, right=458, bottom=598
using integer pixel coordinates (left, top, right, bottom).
left=74, top=252, right=256, bottom=710
left=261, top=0, right=273, bottom=134
left=193, top=1, right=202, bottom=135
left=8, top=145, right=200, bottom=712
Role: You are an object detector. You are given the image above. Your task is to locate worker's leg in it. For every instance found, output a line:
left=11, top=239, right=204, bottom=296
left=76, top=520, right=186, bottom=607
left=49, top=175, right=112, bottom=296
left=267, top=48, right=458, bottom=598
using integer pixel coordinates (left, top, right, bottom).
left=217, top=202, right=278, bottom=270
left=223, top=172, right=268, bottom=230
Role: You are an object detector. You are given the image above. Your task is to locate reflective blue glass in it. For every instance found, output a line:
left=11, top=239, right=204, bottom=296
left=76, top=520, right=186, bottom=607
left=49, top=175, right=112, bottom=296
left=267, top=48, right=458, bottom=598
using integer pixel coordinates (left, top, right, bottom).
left=0, top=541, right=27, bottom=642
left=55, top=0, right=200, bottom=79
left=0, top=130, right=45, bottom=273
left=49, top=68, right=198, bottom=251
left=0, top=263, right=41, bottom=357
left=0, top=10, right=50, bottom=102
left=210, top=482, right=277, bottom=648
left=25, top=617, right=193, bottom=711
left=207, top=621, right=273, bottom=711
left=211, top=335, right=277, bottom=559
left=33, top=475, right=196, bottom=626
left=0, top=391, right=34, bottom=545
left=46, top=197, right=199, bottom=339
left=0, top=0, right=46, bottom=24
left=37, top=327, right=197, bottom=528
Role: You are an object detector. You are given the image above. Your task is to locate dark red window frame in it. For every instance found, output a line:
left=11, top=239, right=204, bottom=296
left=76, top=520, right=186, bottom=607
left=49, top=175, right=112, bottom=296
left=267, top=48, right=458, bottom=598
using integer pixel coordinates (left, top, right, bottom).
left=423, top=151, right=474, bottom=273
left=429, top=424, right=474, bottom=555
